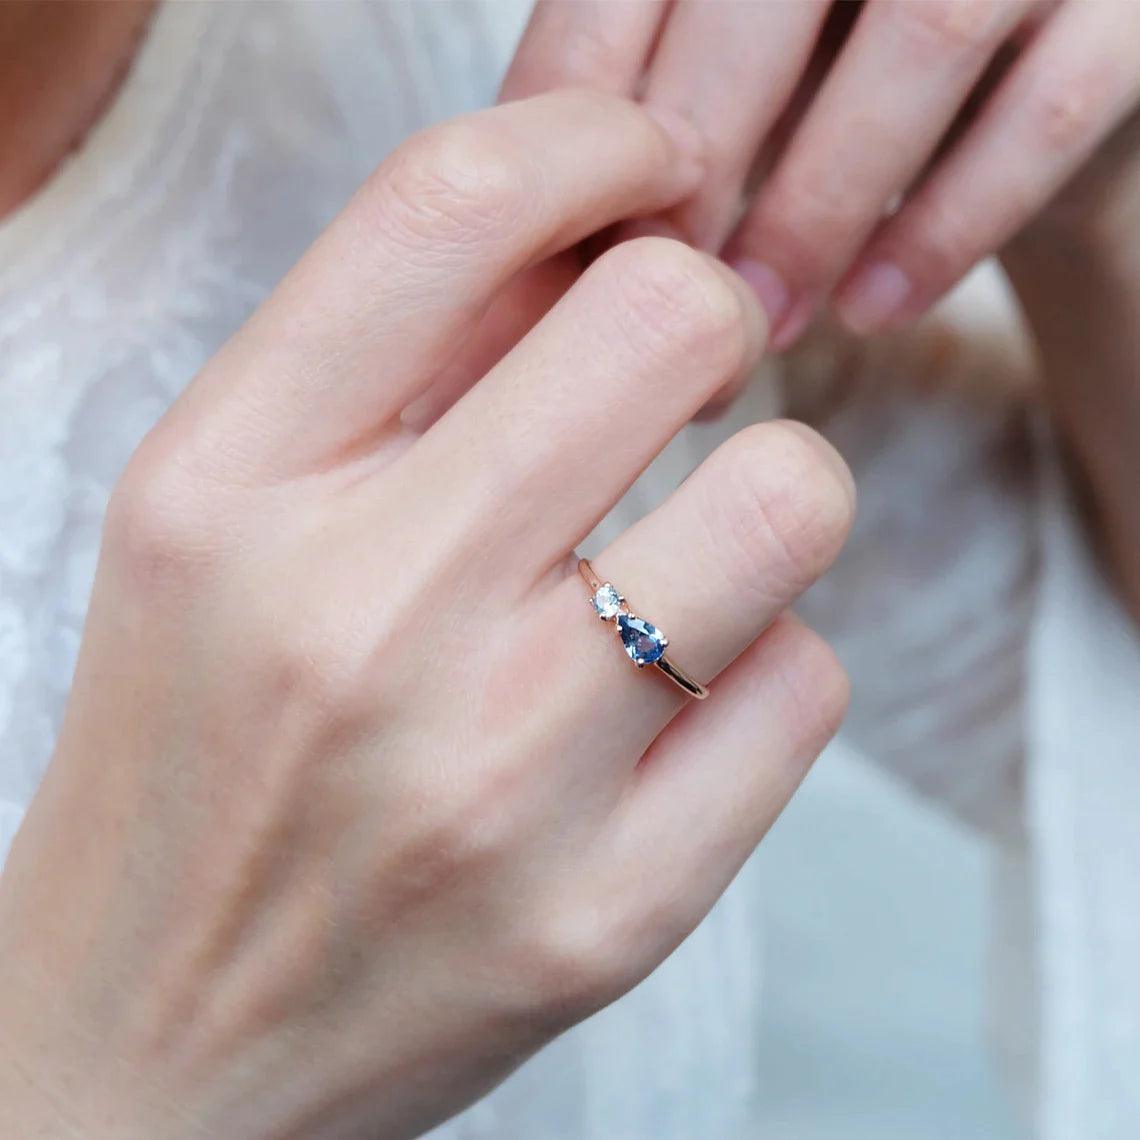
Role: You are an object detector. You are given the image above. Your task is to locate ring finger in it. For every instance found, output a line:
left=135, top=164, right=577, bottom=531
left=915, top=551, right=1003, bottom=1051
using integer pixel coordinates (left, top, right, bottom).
left=533, top=417, right=855, bottom=767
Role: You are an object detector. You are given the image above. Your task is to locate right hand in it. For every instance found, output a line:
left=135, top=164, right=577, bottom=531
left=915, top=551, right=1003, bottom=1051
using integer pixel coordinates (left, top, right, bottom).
left=0, top=91, right=853, bottom=1140
left=505, top=1, right=1140, bottom=347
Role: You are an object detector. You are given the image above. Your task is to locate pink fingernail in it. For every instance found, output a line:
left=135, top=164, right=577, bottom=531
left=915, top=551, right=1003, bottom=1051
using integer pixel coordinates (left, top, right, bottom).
left=729, top=258, right=791, bottom=328
left=770, top=294, right=818, bottom=353
left=837, top=261, right=912, bottom=334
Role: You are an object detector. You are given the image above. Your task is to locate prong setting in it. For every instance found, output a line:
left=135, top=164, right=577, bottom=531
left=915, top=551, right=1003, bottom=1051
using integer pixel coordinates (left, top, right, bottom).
left=577, top=558, right=708, bottom=698
left=617, top=614, right=668, bottom=666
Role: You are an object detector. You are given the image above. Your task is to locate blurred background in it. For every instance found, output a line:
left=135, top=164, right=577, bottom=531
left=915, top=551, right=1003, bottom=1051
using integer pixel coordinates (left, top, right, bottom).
left=753, top=738, right=1017, bottom=1139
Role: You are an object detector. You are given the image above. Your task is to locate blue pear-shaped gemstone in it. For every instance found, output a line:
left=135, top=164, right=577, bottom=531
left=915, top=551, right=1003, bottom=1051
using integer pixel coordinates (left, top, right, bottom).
left=617, top=614, right=668, bottom=666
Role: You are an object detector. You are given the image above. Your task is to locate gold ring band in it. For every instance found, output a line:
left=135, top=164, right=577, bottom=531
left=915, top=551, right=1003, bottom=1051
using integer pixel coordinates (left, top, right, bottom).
left=578, top=559, right=709, bottom=700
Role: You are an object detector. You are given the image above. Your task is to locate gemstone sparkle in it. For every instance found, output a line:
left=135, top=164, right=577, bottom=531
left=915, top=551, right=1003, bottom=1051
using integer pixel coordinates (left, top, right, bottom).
left=591, top=583, right=623, bottom=620
left=617, top=614, right=668, bottom=666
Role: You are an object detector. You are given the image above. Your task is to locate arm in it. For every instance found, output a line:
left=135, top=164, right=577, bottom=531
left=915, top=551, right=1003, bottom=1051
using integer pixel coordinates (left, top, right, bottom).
left=1003, top=205, right=1140, bottom=624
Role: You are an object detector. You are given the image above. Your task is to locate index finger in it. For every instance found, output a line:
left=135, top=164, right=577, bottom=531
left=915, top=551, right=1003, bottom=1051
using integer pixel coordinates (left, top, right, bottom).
left=166, top=90, right=704, bottom=482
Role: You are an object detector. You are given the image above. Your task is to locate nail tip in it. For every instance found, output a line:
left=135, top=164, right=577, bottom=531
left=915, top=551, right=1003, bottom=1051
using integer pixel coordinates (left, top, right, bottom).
left=836, top=261, right=912, bottom=335
left=727, top=257, right=791, bottom=328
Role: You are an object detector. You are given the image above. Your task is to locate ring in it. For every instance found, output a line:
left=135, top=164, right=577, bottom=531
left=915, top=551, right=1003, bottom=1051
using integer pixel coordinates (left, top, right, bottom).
left=578, top=559, right=709, bottom=700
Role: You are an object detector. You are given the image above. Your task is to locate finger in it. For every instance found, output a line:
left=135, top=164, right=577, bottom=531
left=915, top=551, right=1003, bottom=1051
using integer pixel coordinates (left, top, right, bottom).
left=600, top=613, right=848, bottom=962
left=418, top=0, right=679, bottom=436
left=636, top=0, right=830, bottom=250
left=174, top=90, right=704, bottom=480
left=587, top=418, right=852, bottom=729
left=727, top=0, right=1032, bottom=350
left=500, top=0, right=666, bottom=102
left=400, top=238, right=767, bottom=579
left=399, top=257, right=576, bottom=433
left=528, top=419, right=854, bottom=770
left=835, top=0, right=1140, bottom=333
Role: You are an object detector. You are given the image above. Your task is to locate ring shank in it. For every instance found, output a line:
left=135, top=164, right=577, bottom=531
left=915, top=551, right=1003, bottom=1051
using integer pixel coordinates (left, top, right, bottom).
left=578, top=560, right=604, bottom=592
left=654, top=656, right=709, bottom=700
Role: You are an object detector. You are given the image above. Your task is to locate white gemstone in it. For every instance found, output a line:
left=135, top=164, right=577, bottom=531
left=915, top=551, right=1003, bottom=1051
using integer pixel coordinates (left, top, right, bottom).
left=592, top=583, right=622, bottom=619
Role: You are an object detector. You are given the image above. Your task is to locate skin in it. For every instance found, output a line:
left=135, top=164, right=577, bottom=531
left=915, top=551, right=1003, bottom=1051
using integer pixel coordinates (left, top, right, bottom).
left=0, top=1, right=155, bottom=220
left=505, top=0, right=1140, bottom=343
left=505, top=0, right=1140, bottom=611
left=0, top=90, right=853, bottom=1139
left=3, top=3, right=1140, bottom=1137
left=1001, top=112, right=1140, bottom=618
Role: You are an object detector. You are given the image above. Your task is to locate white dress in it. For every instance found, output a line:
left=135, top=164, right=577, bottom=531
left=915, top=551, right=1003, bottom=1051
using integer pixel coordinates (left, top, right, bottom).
left=0, top=5, right=1137, bottom=1138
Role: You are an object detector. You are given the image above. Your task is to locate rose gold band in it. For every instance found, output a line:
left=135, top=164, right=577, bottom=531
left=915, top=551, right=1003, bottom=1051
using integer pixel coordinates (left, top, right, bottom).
left=578, top=558, right=709, bottom=700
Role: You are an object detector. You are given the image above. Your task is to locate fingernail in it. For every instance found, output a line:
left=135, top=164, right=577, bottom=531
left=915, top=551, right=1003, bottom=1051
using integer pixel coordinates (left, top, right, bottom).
left=770, top=294, right=818, bottom=353
left=837, top=261, right=912, bottom=334
left=729, top=258, right=791, bottom=329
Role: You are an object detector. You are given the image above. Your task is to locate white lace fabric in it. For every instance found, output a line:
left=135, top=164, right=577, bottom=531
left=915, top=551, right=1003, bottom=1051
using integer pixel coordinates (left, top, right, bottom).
left=0, top=0, right=504, bottom=823
left=0, top=2, right=230, bottom=819
left=0, top=4, right=1137, bottom=1137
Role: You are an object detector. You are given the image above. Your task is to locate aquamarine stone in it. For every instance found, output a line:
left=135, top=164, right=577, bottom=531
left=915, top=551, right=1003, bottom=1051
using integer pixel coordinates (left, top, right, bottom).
left=618, top=614, right=667, bottom=666
left=592, top=583, right=623, bottom=620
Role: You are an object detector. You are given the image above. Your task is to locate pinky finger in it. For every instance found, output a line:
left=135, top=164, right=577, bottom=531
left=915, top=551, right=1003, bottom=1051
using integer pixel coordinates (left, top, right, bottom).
left=600, top=613, right=848, bottom=953
left=834, top=1, right=1140, bottom=334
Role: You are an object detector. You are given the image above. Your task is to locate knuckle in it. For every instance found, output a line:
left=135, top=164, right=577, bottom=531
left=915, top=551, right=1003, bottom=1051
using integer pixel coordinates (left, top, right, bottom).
left=595, top=237, right=755, bottom=376
left=1028, top=74, right=1108, bottom=154
left=519, top=903, right=637, bottom=1026
left=707, top=421, right=855, bottom=598
left=891, top=0, right=1005, bottom=54
left=901, top=193, right=978, bottom=283
left=373, top=119, right=537, bottom=251
left=105, top=433, right=227, bottom=589
left=755, top=175, right=855, bottom=278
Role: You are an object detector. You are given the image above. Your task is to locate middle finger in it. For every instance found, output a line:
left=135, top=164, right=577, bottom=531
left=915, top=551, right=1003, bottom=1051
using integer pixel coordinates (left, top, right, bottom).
left=171, top=90, right=703, bottom=482
left=398, top=238, right=765, bottom=586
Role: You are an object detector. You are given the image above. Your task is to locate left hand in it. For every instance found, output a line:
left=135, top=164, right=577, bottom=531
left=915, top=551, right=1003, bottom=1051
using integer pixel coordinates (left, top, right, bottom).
left=504, top=0, right=1140, bottom=349
left=0, top=91, right=853, bottom=1140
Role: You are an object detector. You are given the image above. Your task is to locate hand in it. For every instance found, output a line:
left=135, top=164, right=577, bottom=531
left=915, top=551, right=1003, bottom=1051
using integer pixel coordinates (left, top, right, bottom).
left=1001, top=103, right=1140, bottom=619
left=0, top=91, right=853, bottom=1140
left=504, top=0, right=1140, bottom=348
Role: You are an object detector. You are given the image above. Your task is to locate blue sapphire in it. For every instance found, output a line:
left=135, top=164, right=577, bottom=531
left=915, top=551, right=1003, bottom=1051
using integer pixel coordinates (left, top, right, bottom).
left=617, top=614, right=668, bottom=666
